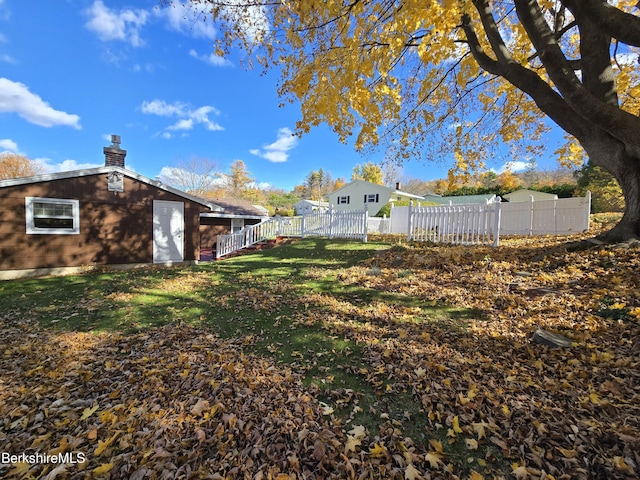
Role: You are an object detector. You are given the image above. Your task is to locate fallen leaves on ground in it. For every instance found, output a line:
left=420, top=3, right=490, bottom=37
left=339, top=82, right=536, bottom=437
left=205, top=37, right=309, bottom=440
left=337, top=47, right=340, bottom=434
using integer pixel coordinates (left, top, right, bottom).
left=1, top=322, right=389, bottom=479
left=1, top=230, right=639, bottom=479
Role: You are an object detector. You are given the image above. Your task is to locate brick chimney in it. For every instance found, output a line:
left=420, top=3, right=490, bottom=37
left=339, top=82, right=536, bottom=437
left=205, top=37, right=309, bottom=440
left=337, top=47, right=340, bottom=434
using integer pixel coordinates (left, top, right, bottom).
left=104, top=135, right=127, bottom=168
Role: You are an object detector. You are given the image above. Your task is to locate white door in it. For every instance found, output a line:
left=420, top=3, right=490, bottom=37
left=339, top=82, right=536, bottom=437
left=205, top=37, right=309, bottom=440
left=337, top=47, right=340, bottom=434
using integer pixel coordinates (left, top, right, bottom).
left=153, top=200, right=184, bottom=263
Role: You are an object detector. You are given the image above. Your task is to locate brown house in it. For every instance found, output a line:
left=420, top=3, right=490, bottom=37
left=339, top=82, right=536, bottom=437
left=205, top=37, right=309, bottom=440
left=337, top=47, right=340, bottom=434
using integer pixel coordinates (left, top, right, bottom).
left=199, top=198, right=269, bottom=252
left=0, top=136, right=221, bottom=279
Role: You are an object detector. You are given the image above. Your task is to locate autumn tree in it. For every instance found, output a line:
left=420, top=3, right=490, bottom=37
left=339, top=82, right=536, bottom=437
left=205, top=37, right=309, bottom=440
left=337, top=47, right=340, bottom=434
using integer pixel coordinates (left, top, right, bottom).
left=0, top=153, right=44, bottom=179
left=496, top=170, right=522, bottom=192
left=173, top=0, right=640, bottom=241
left=223, top=159, right=254, bottom=197
left=576, top=161, right=625, bottom=213
left=301, top=168, right=335, bottom=200
left=352, top=162, right=384, bottom=184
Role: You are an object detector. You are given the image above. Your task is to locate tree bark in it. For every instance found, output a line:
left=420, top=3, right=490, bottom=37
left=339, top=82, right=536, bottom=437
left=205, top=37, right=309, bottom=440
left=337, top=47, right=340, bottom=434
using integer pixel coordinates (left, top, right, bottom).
left=583, top=134, right=640, bottom=241
left=463, top=0, right=640, bottom=242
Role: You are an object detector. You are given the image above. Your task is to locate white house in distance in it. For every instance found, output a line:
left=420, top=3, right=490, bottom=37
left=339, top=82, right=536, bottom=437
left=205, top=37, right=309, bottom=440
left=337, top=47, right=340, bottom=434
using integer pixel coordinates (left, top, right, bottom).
left=294, top=199, right=330, bottom=215
left=327, top=180, right=423, bottom=215
left=503, top=189, right=558, bottom=202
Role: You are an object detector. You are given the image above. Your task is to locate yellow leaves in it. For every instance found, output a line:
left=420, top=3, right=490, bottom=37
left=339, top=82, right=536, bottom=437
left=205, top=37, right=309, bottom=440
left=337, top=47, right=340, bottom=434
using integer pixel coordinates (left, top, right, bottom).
left=511, top=463, right=529, bottom=479
left=471, top=422, right=488, bottom=440
left=345, top=425, right=366, bottom=455
left=191, top=398, right=209, bottom=417
left=452, top=415, right=463, bottom=434
left=6, top=462, right=30, bottom=477
left=93, top=463, right=114, bottom=475
left=465, top=438, right=479, bottom=450
left=95, top=432, right=120, bottom=456
left=369, top=442, right=388, bottom=458
left=425, top=451, right=444, bottom=469
left=80, top=404, right=99, bottom=421
left=613, top=456, right=635, bottom=474
left=404, top=463, right=424, bottom=479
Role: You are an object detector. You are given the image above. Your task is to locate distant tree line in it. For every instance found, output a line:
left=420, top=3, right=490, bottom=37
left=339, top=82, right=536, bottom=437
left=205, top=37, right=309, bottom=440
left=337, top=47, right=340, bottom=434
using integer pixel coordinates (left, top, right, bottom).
left=0, top=152, right=622, bottom=214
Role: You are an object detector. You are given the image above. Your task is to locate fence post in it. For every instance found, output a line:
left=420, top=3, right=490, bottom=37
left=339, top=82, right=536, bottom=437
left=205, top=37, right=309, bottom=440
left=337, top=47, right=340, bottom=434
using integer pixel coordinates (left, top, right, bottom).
left=407, top=201, right=413, bottom=241
left=216, top=235, right=221, bottom=259
left=528, top=195, right=534, bottom=236
left=493, top=198, right=501, bottom=247
left=584, top=191, right=592, bottom=232
left=363, top=204, right=368, bottom=243
left=301, top=212, right=306, bottom=238
left=328, top=205, right=334, bottom=239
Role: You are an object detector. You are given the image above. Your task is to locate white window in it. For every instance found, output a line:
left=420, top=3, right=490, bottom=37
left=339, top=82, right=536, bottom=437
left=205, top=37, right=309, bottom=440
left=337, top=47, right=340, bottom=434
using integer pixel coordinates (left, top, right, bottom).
left=231, top=218, right=244, bottom=233
left=25, top=197, right=80, bottom=235
left=338, top=196, right=350, bottom=205
left=364, top=194, right=380, bottom=203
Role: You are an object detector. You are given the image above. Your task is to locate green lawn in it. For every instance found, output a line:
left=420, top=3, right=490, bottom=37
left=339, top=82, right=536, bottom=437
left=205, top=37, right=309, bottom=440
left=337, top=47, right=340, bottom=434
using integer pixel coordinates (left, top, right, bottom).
left=2, top=233, right=637, bottom=479
left=0, top=237, right=481, bottom=453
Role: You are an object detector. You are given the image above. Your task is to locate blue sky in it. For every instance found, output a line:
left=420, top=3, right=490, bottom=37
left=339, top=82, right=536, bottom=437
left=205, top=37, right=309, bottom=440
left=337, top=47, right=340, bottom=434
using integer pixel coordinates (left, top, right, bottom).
left=1, top=0, right=549, bottom=192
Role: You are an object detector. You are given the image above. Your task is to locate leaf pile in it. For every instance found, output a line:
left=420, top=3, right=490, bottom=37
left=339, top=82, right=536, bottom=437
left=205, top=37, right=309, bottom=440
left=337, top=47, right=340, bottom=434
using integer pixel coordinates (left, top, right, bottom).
left=315, top=235, right=639, bottom=479
left=1, top=321, right=395, bottom=479
left=1, top=231, right=639, bottom=479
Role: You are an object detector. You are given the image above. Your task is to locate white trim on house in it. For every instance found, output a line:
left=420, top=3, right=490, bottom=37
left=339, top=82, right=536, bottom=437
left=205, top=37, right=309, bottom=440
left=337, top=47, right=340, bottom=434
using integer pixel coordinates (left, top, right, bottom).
left=200, top=212, right=265, bottom=220
left=0, top=166, right=222, bottom=212
left=25, top=197, right=80, bottom=235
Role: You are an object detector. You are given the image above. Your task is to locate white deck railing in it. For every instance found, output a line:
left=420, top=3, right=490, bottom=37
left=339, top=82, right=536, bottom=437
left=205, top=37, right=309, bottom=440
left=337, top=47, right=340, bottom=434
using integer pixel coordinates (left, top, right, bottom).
left=215, top=207, right=368, bottom=258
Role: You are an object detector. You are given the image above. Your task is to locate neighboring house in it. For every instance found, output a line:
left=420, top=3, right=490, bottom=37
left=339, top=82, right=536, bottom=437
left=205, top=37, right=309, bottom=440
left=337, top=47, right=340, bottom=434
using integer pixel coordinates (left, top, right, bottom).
left=294, top=199, right=330, bottom=215
left=199, top=198, right=269, bottom=250
left=328, top=180, right=423, bottom=215
left=424, top=193, right=497, bottom=205
left=503, top=189, right=558, bottom=202
left=0, top=136, right=221, bottom=280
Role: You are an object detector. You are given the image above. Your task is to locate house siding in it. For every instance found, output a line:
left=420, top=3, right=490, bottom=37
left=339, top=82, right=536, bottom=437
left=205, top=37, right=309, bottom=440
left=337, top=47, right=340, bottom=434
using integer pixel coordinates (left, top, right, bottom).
left=328, top=181, right=392, bottom=214
left=0, top=174, right=205, bottom=271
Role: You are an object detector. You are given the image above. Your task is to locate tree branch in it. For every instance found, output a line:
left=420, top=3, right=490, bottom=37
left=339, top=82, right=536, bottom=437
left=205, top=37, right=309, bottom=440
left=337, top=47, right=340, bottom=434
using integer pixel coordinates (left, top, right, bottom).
left=562, top=0, right=640, bottom=47
left=461, top=10, right=587, bottom=140
left=515, top=0, right=640, bottom=150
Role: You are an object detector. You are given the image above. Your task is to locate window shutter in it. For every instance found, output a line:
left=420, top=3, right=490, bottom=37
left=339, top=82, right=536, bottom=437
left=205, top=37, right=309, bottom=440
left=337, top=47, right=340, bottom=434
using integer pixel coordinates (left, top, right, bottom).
left=364, top=194, right=367, bottom=203
left=375, top=194, right=379, bottom=202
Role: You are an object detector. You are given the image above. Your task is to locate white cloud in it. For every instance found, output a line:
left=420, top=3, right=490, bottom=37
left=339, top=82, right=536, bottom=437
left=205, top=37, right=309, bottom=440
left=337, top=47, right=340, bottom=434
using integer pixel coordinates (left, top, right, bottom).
left=36, top=158, right=102, bottom=174
left=167, top=118, right=194, bottom=131
left=0, top=53, right=16, bottom=63
left=84, top=0, right=149, bottom=47
left=156, top=2, right=217, bottom=39
left=0, top=138, right=18, bottom=152
left=141, top=99, right=224, bottom=135
left=250, top=127, right=298, bottom=163
left=0, top=78, right=81, bottom=129
left=188, top=48, right=231, bottom=67
left=491, top=161, right=529, bottom=174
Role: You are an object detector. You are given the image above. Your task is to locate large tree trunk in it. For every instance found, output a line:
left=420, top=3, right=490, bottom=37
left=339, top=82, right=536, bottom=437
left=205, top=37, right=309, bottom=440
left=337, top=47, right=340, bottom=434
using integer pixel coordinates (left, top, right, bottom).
left=585, top=135, right=640, bottom=242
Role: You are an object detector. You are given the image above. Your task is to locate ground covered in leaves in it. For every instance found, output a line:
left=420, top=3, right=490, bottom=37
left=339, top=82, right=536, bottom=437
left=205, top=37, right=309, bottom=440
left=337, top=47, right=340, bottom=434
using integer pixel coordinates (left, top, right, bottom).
left=1, top=225, right=639, bottom=479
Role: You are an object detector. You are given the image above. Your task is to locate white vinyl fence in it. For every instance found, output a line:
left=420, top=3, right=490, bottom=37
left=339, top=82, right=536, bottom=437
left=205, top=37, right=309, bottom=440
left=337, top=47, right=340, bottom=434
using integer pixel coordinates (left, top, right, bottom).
left=372, top=192, right=591, bottom=245
left=216, top=207, right=368, bottom=258
left=216, top=193, right=592, bottom=258
left=408, top=200, right=502, bottom=246
left=499, top=192, right=591, bottom=235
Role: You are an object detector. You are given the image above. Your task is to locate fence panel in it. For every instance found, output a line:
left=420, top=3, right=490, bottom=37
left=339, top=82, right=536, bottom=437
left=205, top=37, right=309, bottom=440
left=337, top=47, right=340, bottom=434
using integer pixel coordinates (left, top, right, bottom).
left=408, top=201, right=501, bottom=246
left=499, top=193, right=591, bottom=235
left=215, top=209, right=368, bottom=258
